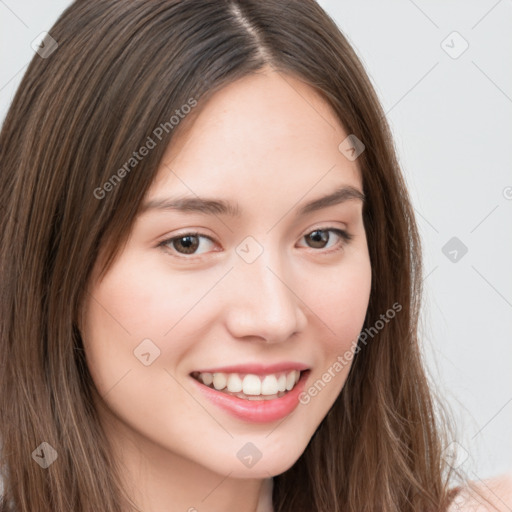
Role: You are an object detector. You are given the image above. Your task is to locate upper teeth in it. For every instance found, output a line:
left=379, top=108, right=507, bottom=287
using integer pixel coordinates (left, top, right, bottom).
left=195, top=370, right=301, bottom=396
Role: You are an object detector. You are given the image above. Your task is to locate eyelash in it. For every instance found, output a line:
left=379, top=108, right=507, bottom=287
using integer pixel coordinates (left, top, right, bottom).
left=158, top=226, right=353, bottom=260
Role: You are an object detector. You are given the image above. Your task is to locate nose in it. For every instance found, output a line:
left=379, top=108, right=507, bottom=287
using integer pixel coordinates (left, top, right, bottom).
left=223, top=249, right=308, bottom=344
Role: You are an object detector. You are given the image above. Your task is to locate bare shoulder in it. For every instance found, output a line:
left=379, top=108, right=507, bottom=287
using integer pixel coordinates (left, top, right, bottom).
left=448, top=473, right=512, bottom=512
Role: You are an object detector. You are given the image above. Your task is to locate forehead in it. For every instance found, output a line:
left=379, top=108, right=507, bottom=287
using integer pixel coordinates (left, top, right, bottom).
left=147, top=68, right=362, bottom=206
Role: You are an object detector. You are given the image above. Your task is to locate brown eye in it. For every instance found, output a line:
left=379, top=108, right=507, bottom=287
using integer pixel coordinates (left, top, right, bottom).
left=171, top=234, right=200, bottom=254
left=159, top=232, right=216, bottom=256
left=305, top=229, right=329, bottom=249
left=301, top=228, right=352, bottom=251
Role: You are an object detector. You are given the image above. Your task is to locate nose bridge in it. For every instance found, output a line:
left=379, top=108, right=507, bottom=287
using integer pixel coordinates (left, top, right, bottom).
left=225, top=241, right=305, bottom=342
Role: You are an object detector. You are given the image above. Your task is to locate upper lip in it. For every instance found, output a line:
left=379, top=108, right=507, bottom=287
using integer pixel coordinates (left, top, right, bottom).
left=191, top=362, right=310, bottom=376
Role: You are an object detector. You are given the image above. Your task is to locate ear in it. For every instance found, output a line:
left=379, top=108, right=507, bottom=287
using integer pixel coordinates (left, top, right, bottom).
left=448, top=473, right=512, bottom=511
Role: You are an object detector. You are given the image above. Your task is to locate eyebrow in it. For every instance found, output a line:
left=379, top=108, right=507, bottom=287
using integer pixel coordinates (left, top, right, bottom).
left=140, top=185, right=365, bottom=218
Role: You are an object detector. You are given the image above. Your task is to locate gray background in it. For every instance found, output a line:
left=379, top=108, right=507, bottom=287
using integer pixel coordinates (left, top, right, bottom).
left=1, top=0, right=511, bottom=483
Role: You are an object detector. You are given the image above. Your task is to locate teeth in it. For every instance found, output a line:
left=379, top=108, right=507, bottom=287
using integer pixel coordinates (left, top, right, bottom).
left=243, top=374, right=261, bottom=395
left=226, top=373, right=243, bottom=393
left=194, top=370, right=302, bottom=397
left=285, top=371, right=296, bottom=391
left=213, top=373, right=227, bottom=390
left=261, top=375, right=278, bottom=395
left=277, top=374, right=287, bottom=392
left=201, top=372, right=213, bottom=386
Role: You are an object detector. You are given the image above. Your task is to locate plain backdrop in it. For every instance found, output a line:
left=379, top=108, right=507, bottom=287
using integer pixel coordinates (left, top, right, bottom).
left=1, top=0, right=511, bottom=484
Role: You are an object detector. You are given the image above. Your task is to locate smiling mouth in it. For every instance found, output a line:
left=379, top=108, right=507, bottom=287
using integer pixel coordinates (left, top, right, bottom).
left=190, top=369, right=308, bottom=401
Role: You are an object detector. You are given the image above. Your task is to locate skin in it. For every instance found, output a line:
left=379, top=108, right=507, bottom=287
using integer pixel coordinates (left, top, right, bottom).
left=80, top=65, right=372, bottom=512
left=449, top=474, right=512, bottom=511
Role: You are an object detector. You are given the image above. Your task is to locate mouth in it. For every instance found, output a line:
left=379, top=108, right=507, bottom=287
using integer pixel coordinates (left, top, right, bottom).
left=189, top=369, right=310, bottom=401
left=188, top=368, right=312, bottom=423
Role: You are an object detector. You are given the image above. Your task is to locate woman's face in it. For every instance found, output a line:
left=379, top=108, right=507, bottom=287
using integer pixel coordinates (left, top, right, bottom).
left=81, top=67, right=372, bottom=479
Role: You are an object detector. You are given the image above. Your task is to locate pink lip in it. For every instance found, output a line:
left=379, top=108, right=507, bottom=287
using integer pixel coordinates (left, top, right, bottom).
left=190, top=369, right=310, bottom=423
left=191, top=362, right=310, bottom=376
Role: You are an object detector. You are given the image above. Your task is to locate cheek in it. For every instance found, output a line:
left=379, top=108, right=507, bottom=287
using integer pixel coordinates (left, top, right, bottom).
left=81, top=254, right=215, bottom=385
left=312, top=254, right=372, bottom=350
left=80, top=256, right=164, bottom=393
left=295, top=257, right=371, bottom=416
left=85, top=254, right=197, bottom=338
left=80, top=258, right=202, bottom=440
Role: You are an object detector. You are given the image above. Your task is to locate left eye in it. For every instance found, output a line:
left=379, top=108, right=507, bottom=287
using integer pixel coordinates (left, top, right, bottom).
left=298, top=228, right=352, bottom=251
left=159, top=227, right=352, bottom=258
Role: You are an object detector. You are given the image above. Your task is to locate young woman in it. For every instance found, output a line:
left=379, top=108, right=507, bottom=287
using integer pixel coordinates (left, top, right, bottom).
left=0, top=1, right=510, bottom=511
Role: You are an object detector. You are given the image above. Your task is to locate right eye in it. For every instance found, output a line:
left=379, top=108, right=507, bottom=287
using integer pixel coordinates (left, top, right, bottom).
left=158, top=232, right=218, bottom=257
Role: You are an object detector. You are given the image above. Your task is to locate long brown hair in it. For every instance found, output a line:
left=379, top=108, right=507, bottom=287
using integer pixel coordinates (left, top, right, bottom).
left=0, top=0, right=475, bottom=510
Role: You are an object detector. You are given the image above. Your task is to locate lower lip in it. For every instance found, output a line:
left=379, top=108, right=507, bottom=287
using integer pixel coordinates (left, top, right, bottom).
left=190, top=370, right=310, bottom=423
